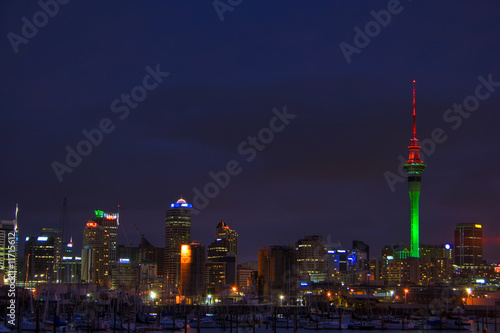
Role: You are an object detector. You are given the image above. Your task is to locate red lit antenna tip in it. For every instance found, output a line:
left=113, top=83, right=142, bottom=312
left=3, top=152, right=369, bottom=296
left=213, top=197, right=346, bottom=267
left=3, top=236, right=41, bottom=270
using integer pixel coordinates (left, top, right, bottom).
left=413, top=80, right=416, bottom=83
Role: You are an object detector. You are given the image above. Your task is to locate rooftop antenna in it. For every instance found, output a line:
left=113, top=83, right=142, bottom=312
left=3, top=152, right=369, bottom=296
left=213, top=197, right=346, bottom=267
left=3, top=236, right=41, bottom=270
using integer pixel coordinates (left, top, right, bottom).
left=14, top=204, right=18, bottom=231
left=412, top=80, right=416, bottom=139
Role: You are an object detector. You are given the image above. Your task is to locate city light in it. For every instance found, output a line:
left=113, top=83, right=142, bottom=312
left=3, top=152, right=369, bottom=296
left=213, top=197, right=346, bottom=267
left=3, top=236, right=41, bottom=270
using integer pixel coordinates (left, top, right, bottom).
left=150, top=291, right=157, bottom=300
left=86, top=222, right=97, bottom=228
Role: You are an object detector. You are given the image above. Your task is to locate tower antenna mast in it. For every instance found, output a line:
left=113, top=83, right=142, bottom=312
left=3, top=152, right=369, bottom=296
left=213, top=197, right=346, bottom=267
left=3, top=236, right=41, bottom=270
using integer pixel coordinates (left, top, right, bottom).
left=413, top=80, right=416, bottom=139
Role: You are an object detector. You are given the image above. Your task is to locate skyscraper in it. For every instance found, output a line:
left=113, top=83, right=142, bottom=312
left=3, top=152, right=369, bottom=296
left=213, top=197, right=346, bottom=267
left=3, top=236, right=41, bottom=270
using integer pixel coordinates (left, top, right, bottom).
left=24, top=228, right=62, bottom=286
left=215, top=220, right=238, bottom=256
left=206, top=221, right=238, bottom=290
left=165, top=198, right=192, bottom=291
left=403, top=80, right=426, bottom=258
left=81, top=209, right=119, bottom=286
left=258, top=245, right=297, bottom=302
left=0, top=218, right=17, bottom=284
left=179, top=242, right=205, bottom=301
left=454, top=223, right=483, bottom=266
left=296, top=235, right=327, bottom=283
left=0, top=205, right=18, bottom=285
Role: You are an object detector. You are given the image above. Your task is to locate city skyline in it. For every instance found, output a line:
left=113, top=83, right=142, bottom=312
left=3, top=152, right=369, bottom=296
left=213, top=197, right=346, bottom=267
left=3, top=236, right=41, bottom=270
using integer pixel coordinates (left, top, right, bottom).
left=1, top=2, right=500, bottom=265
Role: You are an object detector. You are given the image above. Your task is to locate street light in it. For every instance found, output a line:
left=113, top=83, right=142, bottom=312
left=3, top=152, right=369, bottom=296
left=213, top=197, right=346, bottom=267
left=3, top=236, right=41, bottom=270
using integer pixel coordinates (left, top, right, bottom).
left=150, top=291, right=157, bottom=305
left=404, top=289, right=409, bottom=304
left=280, top=295, right=284, bottom=306
left=466, top=288, right=472, bottom=306
left=207, top=295, right=212, bottom=305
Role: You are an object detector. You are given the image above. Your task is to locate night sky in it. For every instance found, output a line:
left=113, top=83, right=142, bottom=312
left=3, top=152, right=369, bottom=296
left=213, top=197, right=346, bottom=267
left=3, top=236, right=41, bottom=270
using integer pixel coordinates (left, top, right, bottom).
left=1, top=1, right=500, bottom=264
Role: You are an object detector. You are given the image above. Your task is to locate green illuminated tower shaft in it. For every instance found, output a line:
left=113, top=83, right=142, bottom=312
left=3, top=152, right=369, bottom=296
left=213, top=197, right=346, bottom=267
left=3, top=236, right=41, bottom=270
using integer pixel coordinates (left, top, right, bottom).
left=403, top=81, right=426, bottom=258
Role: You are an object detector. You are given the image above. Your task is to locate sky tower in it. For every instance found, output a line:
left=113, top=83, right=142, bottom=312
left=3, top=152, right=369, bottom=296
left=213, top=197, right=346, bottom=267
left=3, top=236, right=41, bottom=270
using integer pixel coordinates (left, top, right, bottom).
left=404, top=80, right=426, bottom=258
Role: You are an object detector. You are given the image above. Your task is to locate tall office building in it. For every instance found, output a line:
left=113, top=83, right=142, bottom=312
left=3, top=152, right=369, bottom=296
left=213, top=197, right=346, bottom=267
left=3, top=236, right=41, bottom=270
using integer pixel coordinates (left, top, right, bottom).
left=179, top=242, right=205, bottom=301
left=403, top=81, right=426, bottom=258
left=0, top=217, right=17, bottom=284
left=206, top=221, right=238, bottom=289
left=93, top=209, right=119, bottom=266
left=216, top=220, right=238, bottom=256
left=24, top=228, right=62, bottom=287
left=295, top=235, right=327, bottom=283
left=454, top=223, right=483, bottom=266
left=81, top=209, right=119, bottom=286
left=258, top=245, right=297, bottom=302
left=165, top=198, right=192, bottom=291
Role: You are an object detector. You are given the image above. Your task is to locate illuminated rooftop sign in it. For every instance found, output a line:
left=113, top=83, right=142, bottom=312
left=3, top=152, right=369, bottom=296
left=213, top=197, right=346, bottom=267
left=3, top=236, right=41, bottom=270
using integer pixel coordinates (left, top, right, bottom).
left=37, top=236, right=48, bottom=242
left=119, top=258, right=130, bottom=264
left=86, top=222, right=97, bottom=228
left=94, top=210, right=118, bottom=220
left=170, top=202, right=193, bottom=209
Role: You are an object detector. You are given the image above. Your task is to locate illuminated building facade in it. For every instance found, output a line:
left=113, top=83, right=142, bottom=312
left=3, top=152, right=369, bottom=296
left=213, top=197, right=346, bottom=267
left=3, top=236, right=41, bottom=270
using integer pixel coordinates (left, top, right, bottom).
left=165, top=198, right=192, bottom=291
left=0, top=217, right=17, bottom=284
left=215, top=220, right=238, bottom=256
left=206, top=261, right=227, bottom=293
left=454, top=223, right=483, bottom=266
left=206, top=221, right=239, bottom=290
left=24, top=228, right=62, bottom=287
left=92, top=209, right=119, bottom=266
left=296, top=235, right=327, bottom=283
left=179, top=242, right=205, bottom=300
left=403, top=81, right=426, bottom=258
left=207, top=238, right=230, bottom=261
left=111, top=259, right=139, bottom=290
left=81, top=209, right=119, bottom=286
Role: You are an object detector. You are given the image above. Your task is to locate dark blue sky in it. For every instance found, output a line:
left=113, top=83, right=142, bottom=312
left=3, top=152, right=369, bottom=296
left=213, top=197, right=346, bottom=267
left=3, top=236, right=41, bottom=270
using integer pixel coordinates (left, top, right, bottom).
left=1, top=1, right=500, bottom=263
